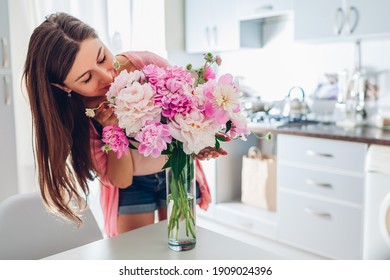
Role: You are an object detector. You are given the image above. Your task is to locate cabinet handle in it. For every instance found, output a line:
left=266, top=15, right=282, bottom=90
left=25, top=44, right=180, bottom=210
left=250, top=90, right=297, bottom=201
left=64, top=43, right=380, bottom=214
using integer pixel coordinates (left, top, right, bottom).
left=346, top=6, right=359, bottom=34
left=367, top=169, right=384, bottom=174
left=306, top=150, right=333, bottom=158
left=305, top=207, right=332, bottom=219
left=305, top=179, right=332, bottom=188
left=212, top=26, right=218, bottom=47
left=205, top=27, right=211, bottom=47
left=255, top=5, right=273, bottom=12
left=333, top=7, right=344, bottom=35
left=1, top=38, right=9, bottom=68
left=4, top=76, right=12, bottom=106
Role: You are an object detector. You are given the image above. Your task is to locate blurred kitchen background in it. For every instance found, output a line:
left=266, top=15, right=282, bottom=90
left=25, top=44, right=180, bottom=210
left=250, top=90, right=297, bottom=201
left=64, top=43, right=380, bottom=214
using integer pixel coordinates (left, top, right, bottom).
left=2, top=0, right=390, bottom=259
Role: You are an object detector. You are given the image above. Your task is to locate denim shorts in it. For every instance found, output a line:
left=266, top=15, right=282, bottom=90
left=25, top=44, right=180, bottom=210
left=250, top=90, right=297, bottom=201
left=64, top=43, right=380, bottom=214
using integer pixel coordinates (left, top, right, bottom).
left=118, top=171, right=166, bottom=214
left=118, top=171, right=201, bottom=215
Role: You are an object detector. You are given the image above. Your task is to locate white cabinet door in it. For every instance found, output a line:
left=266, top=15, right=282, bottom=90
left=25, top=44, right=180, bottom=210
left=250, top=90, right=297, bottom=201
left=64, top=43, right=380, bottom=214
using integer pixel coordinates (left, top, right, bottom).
left=0, top=0, right=10, bottom=70
left=293, top=0, right=343, bottom=41
left=185, top=0, right=239, bottom=53
left=294, top=0, right=390, bottom=41
left=0, top=0, right=18, bottom=201
left=212, top=0, right=239, bottom=51
left=348, top=0, right=390, bottom=38
left=0, top=72, right=18, bottom=201
left=185, top=0, right=211, bottom=53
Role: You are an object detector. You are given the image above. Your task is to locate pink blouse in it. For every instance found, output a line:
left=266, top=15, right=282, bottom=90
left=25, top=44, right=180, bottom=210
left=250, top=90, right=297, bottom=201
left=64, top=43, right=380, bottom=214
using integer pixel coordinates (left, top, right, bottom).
left=90, top=51, right=211, bottom=237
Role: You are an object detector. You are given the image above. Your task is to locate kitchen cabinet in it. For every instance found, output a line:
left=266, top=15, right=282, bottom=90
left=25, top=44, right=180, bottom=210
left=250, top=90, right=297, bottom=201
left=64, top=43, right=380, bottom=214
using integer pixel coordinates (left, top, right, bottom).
left=0, top=0, right=18, bottom=201
left=184, top=0, right=239, bottom=53
left=277, top=134, right=367, bottom=259
left=293, top=0, right=390, bottom=41
left=197, top=134, right=281, bottom=240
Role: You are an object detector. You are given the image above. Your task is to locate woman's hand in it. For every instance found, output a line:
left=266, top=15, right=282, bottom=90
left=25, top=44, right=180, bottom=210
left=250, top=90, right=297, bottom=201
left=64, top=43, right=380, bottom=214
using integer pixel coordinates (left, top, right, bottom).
left=93, top=104, right=117, bottom=127
left=196, top=133, right=232, bottom=160
left=196, top=146, right=228, bottom=160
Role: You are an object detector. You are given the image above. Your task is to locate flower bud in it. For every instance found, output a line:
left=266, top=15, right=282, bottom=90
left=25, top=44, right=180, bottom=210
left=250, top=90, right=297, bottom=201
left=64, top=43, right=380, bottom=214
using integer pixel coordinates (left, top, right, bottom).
left=215, top=55, right=222, bottom=66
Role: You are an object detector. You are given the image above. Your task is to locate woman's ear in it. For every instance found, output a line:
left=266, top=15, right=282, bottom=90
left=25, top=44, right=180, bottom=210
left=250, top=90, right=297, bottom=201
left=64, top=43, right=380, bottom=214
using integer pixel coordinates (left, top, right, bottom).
left=51, top=83, right=71, bottom=93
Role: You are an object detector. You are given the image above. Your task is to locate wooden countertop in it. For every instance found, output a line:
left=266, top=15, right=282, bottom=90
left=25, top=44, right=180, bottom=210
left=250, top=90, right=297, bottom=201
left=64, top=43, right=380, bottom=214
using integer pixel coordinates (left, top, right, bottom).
left=249, top=122, right=390, bottom=146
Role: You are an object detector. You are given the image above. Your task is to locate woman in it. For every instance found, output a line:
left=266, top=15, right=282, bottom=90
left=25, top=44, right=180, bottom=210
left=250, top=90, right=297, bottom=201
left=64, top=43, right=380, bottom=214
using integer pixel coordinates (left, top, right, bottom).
left=23, top=12, right=226, bottom=237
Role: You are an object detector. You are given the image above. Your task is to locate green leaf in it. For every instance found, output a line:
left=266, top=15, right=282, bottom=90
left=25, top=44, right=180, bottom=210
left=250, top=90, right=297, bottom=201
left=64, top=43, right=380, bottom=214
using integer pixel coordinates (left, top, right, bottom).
left=162, top=156, right=172, bottom=169
left=128, top=141, right=138, bottom=150
left=161, top=149, right=172, bottom=155
left=225, top=120, right=232, bottom=133
left=216, top=135, right=228, bottom=142
left=215, top=139, right=220, bottom=150
left=171, top=148, right=187, bottom=179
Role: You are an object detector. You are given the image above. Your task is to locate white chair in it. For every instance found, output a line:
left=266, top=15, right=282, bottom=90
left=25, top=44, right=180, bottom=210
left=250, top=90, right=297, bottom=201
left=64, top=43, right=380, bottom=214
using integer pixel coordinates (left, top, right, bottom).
left=0, top=191, right=103, bottom=260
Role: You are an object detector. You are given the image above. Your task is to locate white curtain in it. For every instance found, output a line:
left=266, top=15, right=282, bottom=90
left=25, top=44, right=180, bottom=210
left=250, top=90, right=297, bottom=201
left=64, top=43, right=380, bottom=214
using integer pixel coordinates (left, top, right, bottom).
left=8, top=0, right=111, bottom=193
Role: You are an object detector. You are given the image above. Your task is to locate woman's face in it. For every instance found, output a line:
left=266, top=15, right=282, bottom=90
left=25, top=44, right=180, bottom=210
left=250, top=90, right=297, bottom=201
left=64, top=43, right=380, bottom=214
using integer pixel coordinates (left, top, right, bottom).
left=62, top=38, right=116, bottom=97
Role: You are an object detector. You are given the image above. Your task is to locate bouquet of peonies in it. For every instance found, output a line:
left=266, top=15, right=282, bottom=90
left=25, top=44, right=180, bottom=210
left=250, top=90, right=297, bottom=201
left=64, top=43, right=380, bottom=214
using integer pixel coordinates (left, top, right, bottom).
left=86, top=53, right=252, bottom=247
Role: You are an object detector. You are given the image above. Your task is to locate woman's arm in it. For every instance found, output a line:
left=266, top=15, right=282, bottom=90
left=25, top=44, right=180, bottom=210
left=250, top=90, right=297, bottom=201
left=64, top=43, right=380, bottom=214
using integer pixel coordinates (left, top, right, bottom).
left=93, top=103, right=134, bottom=188
left=106, top=151, right=134, bottom=188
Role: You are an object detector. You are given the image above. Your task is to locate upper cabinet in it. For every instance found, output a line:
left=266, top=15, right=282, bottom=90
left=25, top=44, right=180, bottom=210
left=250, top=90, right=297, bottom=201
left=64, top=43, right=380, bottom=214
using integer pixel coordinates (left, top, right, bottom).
left=294, top=0, right=390, bottom=42
left=184, top=0, right=239, bottom=53
left=184, top=0, right=292, bottom=53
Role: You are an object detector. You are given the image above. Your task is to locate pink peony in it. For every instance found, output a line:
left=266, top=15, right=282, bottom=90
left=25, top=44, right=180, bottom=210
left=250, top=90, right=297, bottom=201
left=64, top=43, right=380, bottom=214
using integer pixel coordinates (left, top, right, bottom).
left=101, top=125, right=130, bottom=159
left=135, top=121, right=172, bottom=158
left=144, top=65, right=194, bottom=109
left=203, top=74, right=241, bottom=124
left=226, top=113, right=251, bottom=140
left=204, top=66, right=216, bottom=80
left=160, top=92, right=195, bottom=119
left=142, top=64, right=167, bottom=88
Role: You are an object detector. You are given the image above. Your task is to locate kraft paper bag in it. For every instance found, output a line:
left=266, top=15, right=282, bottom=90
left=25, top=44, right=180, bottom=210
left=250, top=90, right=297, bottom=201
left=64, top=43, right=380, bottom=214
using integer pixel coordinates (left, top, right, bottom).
left=241, top=146, right=277, bottom=211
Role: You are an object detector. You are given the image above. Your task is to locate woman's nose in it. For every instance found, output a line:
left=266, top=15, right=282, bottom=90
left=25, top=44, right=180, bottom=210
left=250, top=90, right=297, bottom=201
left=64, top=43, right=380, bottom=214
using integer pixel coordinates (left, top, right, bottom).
left=98, top=67, right=115, bottom=83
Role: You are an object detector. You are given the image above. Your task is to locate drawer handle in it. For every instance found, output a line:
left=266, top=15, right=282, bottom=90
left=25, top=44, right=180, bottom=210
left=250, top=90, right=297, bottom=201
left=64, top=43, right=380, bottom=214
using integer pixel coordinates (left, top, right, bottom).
left=306, top=179, right=332, bottom=188
left=305, top=207, right=332, bottom=219
left=239, top=221, right=254, bottom=230
left=306, top=150, right=333, bottom=158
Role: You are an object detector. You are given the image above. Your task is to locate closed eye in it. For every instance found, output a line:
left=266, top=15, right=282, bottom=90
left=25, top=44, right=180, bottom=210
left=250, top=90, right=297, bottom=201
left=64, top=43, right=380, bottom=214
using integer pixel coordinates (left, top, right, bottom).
left=98, top=55, right=106, bottom=64
left=83, top=74, right=92, bottom=84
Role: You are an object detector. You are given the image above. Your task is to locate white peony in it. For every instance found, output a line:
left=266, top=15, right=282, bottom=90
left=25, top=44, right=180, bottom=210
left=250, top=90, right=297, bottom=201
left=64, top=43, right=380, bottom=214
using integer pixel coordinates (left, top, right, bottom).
left=168, top=110, right=220, bottom=154
left=115, top=81, right=161, bottom=135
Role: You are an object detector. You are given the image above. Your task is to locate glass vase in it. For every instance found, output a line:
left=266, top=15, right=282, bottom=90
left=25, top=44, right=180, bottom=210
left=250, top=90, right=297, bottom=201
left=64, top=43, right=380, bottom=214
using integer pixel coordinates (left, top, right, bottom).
left=166, top=154, right=196, bottom=251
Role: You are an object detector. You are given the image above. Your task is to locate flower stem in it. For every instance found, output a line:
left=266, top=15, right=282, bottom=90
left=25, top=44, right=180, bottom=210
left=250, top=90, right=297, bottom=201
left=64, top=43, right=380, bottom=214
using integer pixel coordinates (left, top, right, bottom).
left=167, top=154, right=196, bottom=241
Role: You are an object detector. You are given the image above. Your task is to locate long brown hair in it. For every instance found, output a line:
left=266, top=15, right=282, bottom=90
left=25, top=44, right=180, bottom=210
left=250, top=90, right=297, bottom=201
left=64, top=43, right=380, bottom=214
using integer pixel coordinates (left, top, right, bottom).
left=23, top=13, right=98, bottom=225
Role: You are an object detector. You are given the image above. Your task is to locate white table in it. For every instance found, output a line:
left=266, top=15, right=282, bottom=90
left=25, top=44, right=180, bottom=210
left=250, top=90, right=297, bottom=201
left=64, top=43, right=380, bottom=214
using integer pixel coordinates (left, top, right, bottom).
left=44, top=221, right=282, bottom=260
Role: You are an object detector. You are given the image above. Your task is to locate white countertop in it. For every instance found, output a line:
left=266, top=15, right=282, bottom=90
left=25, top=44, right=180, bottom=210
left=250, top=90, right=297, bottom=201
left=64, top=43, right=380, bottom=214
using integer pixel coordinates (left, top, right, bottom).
left=44, top=221, right=282, bottom=260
